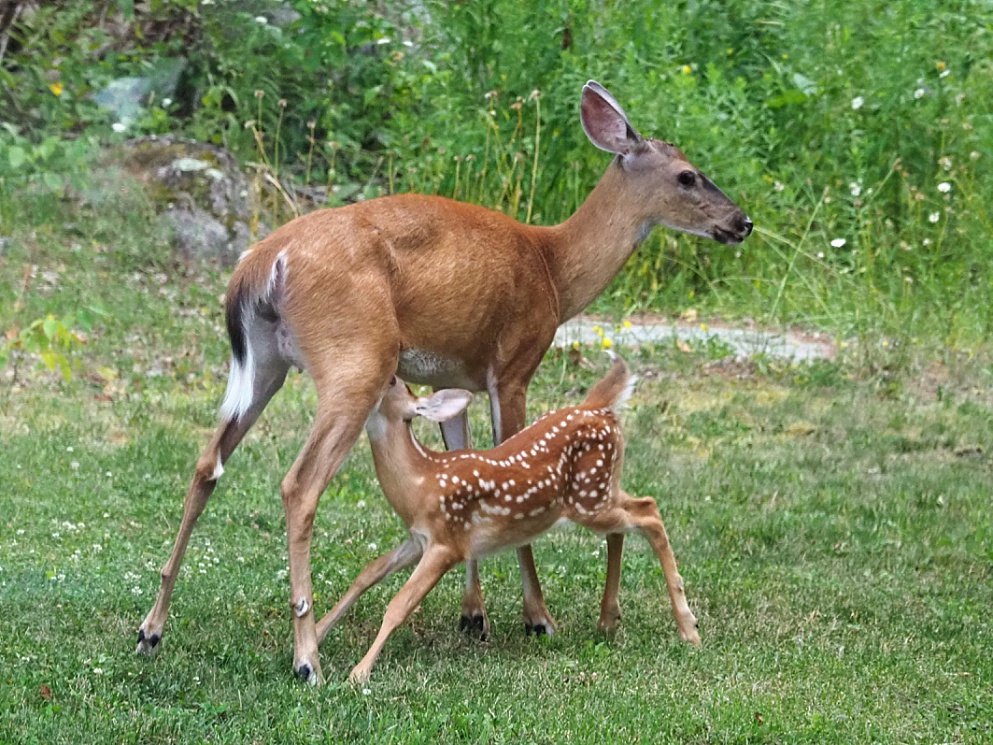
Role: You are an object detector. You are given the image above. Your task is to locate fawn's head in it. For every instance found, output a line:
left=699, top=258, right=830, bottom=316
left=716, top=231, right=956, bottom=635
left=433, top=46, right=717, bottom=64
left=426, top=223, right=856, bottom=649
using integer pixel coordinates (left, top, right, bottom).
left=581, top=81, right=753, bottom=246
left=366, top=376, right=474, bottom=442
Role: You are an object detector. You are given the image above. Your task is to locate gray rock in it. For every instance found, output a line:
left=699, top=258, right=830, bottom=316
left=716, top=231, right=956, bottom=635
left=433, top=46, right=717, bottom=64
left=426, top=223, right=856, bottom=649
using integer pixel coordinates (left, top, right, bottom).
left=118, top=135, right=268, bottom=265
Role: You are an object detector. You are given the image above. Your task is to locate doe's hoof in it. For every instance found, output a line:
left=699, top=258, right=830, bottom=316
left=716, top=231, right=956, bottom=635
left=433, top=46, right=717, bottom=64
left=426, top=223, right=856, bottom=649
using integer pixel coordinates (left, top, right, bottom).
left=136, top=628, right=161, bottom=655
left=459, top=613, right=489, bottom=641
left=525, top=622, right=550, bottom=638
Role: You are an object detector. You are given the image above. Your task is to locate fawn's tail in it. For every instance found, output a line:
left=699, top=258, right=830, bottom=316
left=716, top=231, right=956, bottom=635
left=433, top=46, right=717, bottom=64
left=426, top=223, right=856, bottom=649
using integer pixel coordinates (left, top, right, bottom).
left=583, top=354, right=637, bottom=413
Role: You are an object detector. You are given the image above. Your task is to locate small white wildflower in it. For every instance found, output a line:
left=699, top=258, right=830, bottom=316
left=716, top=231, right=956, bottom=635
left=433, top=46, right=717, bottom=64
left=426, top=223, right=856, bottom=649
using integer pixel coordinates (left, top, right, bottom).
left=774, top=181, right=785, bottom=192
left=254, top=15, right=268, bottom=24
left=103, top=513, right=110, bottom=519
left=830, top=238, right=847, bottom=248
left=850, top=96, right=864, bottom=110
left=914, top=88, right=925, bottom=99
left=923, top=238, right=933, bottom=246
left=112, top=122, right=127, bottom=133
left=92, top=544, right=103, bottom=552
left=70, top=461, right=79, bottom=470
left=131, top=586, right=143, bottom=596
left=367, top=542, right=378, bottom=552
left=16, top=529, right=24, bottom=535
left=904, top=276, right=914, bottom=283
left=66, top=446, right=74, bottom=453
left=817, top=252, right=825, bottom=259
left=162, top=97, right=173, bottom=107
left=93, top=668, right=103, bottom=675
left=356, top=500, right=367, bottom=509
left=376, top=37, right=392, bottom=45
left=51, top=532, right=60, bottom=539
left=105, top=471, right=112, bottom=477
left=237, top=556, right=245, bottom=563
left=928, top=212, right=940, bottom=223
left=939, top=69, right=950, bottom=78
left=362, top=688, right=372, bottom=695
left=849, top=182, right=861, bottom=197
left=937, top=182, right=951, bottom=193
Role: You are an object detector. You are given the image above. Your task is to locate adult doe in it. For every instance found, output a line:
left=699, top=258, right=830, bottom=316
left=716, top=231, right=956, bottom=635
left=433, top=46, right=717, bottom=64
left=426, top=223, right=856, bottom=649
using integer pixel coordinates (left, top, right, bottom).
left=137, top=81, right=748, bottom=684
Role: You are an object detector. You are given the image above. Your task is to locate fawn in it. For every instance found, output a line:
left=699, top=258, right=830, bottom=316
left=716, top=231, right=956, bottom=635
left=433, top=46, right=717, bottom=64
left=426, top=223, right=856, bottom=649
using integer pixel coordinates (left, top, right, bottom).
left=315, top=356, right=700, bottom=683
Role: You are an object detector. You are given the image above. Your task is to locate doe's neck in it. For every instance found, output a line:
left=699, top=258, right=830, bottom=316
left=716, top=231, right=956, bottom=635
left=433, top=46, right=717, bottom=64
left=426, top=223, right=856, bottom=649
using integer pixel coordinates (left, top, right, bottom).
left=539, top=160, right=654, bottom=322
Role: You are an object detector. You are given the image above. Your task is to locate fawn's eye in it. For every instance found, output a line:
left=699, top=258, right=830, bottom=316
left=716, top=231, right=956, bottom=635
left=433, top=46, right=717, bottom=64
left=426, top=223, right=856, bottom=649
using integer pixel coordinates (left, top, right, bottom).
left=389, top=377, right=397, bottom=387
left=678, top=170, right=696, bottom=187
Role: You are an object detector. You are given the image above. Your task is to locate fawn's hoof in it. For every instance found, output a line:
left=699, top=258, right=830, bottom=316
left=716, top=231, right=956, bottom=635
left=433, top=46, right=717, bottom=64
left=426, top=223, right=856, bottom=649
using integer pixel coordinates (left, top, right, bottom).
left=295, top=662, right=322, bottom=686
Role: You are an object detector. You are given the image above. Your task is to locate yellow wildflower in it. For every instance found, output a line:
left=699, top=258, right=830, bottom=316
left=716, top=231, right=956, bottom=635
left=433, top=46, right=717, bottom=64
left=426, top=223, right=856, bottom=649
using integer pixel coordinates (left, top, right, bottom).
left=49, top=82, right=63, bottom=97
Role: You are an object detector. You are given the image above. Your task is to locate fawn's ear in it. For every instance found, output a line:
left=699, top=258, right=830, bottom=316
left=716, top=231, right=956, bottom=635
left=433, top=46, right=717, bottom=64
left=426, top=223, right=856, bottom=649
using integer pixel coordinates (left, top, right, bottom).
left=414, top=389, right=473, bottom=422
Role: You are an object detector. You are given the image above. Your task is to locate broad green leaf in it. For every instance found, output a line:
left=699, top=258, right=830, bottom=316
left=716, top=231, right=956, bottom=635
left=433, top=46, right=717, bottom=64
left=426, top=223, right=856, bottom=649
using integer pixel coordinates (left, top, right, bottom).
left=8, top=146, right=26, bottom=169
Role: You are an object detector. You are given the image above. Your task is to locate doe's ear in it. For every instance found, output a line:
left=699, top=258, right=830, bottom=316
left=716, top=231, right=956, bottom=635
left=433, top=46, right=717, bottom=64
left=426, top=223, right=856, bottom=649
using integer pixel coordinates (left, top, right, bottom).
left=581, top=80, right=643, bottom=154
left=414, top=389, right=473, bottom=423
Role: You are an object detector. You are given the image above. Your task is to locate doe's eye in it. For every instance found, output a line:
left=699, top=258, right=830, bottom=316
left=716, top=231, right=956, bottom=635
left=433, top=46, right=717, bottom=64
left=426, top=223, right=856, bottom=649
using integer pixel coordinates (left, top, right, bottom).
left=678, top=170, right=696, bottom=187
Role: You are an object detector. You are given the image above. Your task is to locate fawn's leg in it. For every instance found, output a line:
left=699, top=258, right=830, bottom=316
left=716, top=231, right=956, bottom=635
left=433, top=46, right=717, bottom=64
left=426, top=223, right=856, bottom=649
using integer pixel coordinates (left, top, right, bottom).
left=623, top=493, right=700, bottom=645
left=597, top=533, right=625, bottom=633
left=581, top=492, right=699, bottom=646
left=316, top=539, right=422, bottom=645
left=349, top=545, right=460, bottom=684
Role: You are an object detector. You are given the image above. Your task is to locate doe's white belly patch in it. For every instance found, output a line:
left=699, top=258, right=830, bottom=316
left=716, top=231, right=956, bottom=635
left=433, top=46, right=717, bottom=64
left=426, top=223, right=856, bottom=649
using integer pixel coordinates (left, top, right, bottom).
left=398, top=348, right=471, bottom=387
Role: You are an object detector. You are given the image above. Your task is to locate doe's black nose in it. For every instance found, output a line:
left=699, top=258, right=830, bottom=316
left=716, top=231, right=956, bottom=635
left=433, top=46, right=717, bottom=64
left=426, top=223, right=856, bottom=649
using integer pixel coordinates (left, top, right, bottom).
left=740, top=216, right=754, bottom=237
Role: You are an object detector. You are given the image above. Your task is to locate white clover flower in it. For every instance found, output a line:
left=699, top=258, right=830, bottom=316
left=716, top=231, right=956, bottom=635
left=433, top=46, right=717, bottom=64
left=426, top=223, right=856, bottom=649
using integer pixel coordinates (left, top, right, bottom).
left=830, top=238, right=847, bottom=248
left=93, top=668, right=103, bottom=675
left=817, top=252, right=825, bottom=259
left=928, top=212, right=940, bottom=223
left=162, top=97, right=173, bottom=107
left=851, top=96, right=864, bottom=110
left=774, top=181, right=785, bottom=192
left=937, top=182, right=951, bottom=193
left=367, top=542, right=378, bottom=552
left=914, top=88, right=925, bottom=99
left=112, top=122, right=127, bottom=133
left=254, top=15, right=268, bottom=24
left=939, top=69, right=950, bottom=78
left=849, top=182, right=861, bottom=197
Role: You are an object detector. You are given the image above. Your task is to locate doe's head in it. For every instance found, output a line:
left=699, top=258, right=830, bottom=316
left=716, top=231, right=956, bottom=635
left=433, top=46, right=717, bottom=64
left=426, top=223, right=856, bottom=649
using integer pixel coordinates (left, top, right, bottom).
left=580, top=80, right=753, bottom=246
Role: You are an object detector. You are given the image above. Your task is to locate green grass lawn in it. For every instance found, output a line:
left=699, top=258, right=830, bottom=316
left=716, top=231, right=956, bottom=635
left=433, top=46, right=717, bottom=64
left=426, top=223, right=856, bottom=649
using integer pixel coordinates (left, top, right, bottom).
left=2, top=196, right=992, bottom=743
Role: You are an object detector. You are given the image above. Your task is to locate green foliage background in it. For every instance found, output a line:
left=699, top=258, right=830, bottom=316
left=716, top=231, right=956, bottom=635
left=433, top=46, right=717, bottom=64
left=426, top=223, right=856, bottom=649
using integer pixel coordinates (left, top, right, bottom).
left=2, top=0, right=992, bottom=340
